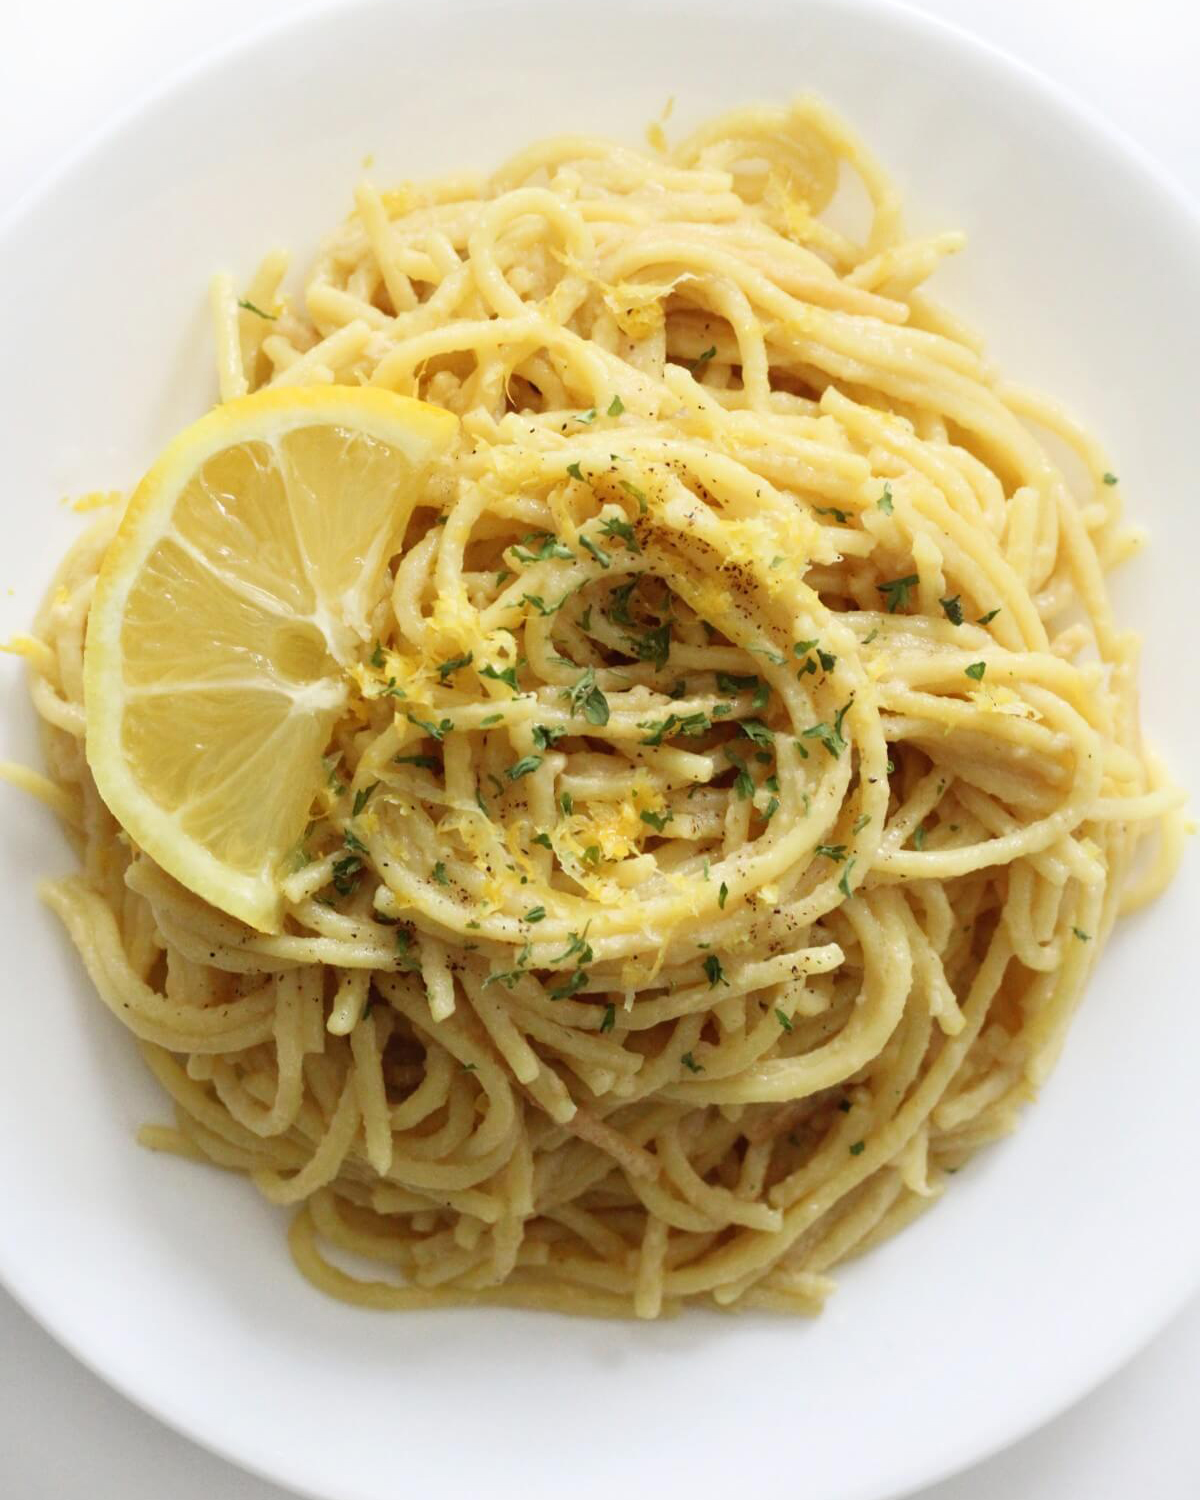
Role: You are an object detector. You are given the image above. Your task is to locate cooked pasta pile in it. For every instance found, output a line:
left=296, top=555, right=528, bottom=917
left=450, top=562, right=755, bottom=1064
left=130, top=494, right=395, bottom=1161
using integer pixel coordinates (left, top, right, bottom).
left=10, top=98, right=1184, bottom=1317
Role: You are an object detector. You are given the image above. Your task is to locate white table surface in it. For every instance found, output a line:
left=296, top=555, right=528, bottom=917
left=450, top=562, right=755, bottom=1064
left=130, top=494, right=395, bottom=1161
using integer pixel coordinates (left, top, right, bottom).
left=1, top=1, right=1197, bottom=1496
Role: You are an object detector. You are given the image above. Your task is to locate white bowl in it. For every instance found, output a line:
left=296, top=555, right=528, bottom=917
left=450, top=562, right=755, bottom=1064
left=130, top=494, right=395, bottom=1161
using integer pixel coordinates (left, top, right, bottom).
left=1, top=3, right=1197, bottom=1498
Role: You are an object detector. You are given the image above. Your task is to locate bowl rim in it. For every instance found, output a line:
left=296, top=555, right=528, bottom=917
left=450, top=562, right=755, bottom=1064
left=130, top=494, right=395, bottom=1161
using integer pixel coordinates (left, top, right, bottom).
left=1, top=3, right=1198, bottom=1499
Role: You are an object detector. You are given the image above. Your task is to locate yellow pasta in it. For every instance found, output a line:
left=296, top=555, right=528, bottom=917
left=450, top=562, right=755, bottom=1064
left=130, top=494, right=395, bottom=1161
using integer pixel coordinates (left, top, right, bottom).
left=5, top=97, right=1183, bottom=1318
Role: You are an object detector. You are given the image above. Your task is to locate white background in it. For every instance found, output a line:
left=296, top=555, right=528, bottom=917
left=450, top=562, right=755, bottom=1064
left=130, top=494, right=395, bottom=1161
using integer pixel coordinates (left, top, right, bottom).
left=1, top=1, right=1197, bottom=1496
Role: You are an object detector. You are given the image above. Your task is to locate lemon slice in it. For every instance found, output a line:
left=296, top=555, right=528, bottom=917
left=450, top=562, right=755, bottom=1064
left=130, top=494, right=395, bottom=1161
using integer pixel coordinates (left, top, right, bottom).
left=84, top=386, right=458, bottom=933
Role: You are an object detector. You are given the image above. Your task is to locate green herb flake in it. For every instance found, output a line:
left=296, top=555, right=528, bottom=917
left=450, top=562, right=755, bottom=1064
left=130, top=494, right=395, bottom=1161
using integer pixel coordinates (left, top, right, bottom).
left=939, top=595, right=964, bottom=626
left=566, top=461, right=585, bottom=482
left=815, top=843, right=847, bottom=862
left=724, top=747, right=755, bottom=800
left=913, top=825, right=927, bottom=851
left=559, top=791, right=573, bottom=815
left=600, top=513, right=641, bottom=551
left=580, top=534, right=612, bottom=569
left=549, top=969, right=589, bottom=1001
left=564, top=666, right=610, bottom=725
left=849, top=1140, right=866, bottom=1156
left=853, top=814, right=870, bottom=834
left=877, top=482, right=894, bottom=514
left=703, top=954, right=727, bottom=988
left=690, top=345, right=717, bottom=371
left=681, top=1050, right=705, bottom=1073
left=352, top=781, right=381, bottom=817
left=1102, top=472, right=1118, bottom=486
left=480, top=661, right=519, bottom=692
left=405, top=712, right=454, bottom=741
left=738, top=718, right=775, bottom=747
left=524, top=906, right=546, bottom=923
left=368, top=640, right=385, bottom=669
left=965, top=661, right=987, bottom=681
left=775, top=1008, right=794, bottom=1033
left=511, top=532, right=574, bottom=565
left=1072, top=927, right=1091, bottom=942
left=532, top=724, right=566, bottom=750
left=618, top=479, right=648, bottom=513
left=814, top=505, right=848, bottom=524
left=237, top=298, right=276, bottom=320
left=838, top=857, right=856, bottom=900
left=977, top=608, right=1001, bottom=626
left=506, top=754, right=543, bottom=782
left=600, top=1002, right=616, bottom=1032
left=531, top=831, right=554, bottom=850
left=718, top=881, right=729, bottom=909
left=431, top=861, right=449, bottom=886
left=640, top=807, right=674, bottom=833
left=607, top=394, right=625, bottom=417
left=393, top=751, right=439, bottom=770
left=436, top=650, right=473, bottom=683
left=877, top=573, right=919, bottom=613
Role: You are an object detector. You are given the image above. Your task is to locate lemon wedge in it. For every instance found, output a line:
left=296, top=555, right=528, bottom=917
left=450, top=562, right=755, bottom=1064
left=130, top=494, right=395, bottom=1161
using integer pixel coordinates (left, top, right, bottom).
left=84, top=386, right=458, bottom=933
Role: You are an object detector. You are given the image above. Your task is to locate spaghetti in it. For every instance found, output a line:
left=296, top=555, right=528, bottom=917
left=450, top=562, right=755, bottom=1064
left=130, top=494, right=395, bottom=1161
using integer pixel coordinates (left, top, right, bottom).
left=8, top=98, right=1185, bottom=1317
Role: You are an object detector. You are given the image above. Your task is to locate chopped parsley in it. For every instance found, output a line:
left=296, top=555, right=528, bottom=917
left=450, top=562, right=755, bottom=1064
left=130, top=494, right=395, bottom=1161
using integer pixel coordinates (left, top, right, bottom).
left=436, top=650, right=473, bottom=682
left=405, top=712, right=454, bottom=741
left=640, top=807, right=674, bottom=833
left=853, top=813, right=870, bottom=834
left=877, top=573, right=919, bottom=613
left=575, top=408, right=598, bottom=424
left=1102, top=472, right=1118, bottom=485
left=815, top=843, right=847, bottom=861
left=913, top=825, right=927, bottom=851
left=511, top=532, right=574, bottom=564
left=802, top=700, right=851, bottom=759
left=549, top=969, right=589, bottom=1000
left=718, top=881, right=729, bottom=909
left=552, top=928, right=594, bottom=966
left=368, top=640, right=385, bottom=668
left=838, top=857, right=856, bottom=900
left=618, top=479, right=648, bottom=512
left=524, top=906, right=546, bottom=923
left=600, top=514, right=641, bottom=551
left=1072, top=927, right=1091, bottom=942
left=939, top=595, right=964, bottom=626
left=330, top=854, right=362, bottom=896
left=977, top=608, right=1001, bottom=626
left=506, top=754, right=542, bottom=782
left=724, top=747, right=755, bottom=800
left=681, top=1050, right=704, bottom=1073
left=566, top=461, right=585, bottom=482
left=480, top=661, right=519, bottom=692
left=531, top=724, right=566, bottom=750
left=738, top=718, right=775, bottom=747
left=607, top=577, right=640, bottom=624
left=690, top=345, right=717, bottom=371
left=849, top=1140, right=866, bottom=1156
left=599, top=1002, right=616, bottom=1032
left=237, top=298, right=276, bottom=320
left=564, top=666, right=610, bottom=725
left=560, top=791, right=573, bottom=815
left=965, top=661, right=987, bottom=681
left=522, top=592, right=567, bottom=616
left=775, top=1008, right=794, bottom=1032
left=628, top=621, right=671, bottom=670
left=352, top=782, right=380, bottom=816
left=877, top=482, right=894, bottom=515
left=703, top=954, right=727, bottom=988
left=580, top=534, right=612, bottom=568
left=531, top=831, right=554, bottom=849
left=394, top=752, right=439, bottom=770
left=814, top=505, right=848, bottom=524
left=607, top=394, right=625, bottom=417
left=431, top=861, right=449, bottom=885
